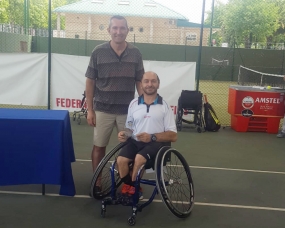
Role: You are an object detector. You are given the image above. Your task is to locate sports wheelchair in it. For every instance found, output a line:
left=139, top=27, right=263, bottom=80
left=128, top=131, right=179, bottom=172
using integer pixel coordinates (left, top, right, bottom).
left=72, top=91, right=87, bottom=125
left=175, top=90, right=205, bottom=133
left=90, top=139, right=195, bottom=226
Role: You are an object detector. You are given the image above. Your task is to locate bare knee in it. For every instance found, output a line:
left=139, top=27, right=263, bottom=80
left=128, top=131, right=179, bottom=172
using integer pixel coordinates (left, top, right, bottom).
left=134, top=154, right=147, bottom=167
left=117, top=156, right=130, bottom=166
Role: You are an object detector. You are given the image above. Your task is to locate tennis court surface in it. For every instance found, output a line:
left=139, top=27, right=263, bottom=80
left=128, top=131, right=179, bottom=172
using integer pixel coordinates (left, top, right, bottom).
left=1, top=118, right=285, bottom=228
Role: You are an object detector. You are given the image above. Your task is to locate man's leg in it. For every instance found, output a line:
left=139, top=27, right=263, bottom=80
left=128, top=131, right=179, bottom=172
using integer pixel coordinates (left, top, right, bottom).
left=117, top=156, right=133, bottom=179
left=277, top=115, right=285, bottom=138
left=91, top=146, right=106, bottom=172
left=117, top=140, right=137, bottom=194
left=92, top=111, right=116, bottom=185
left=131, top=154, right=147, bottom=181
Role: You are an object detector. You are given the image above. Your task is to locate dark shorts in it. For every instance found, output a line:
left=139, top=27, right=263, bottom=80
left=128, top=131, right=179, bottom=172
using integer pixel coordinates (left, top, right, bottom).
left=119, top=138, right=169, bottom=161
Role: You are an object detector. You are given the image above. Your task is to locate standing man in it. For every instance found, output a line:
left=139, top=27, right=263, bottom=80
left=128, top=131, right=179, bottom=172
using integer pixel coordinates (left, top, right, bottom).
left=277, top=75, right=285, bottom=138
left=85, top=15, right=144, bottom=193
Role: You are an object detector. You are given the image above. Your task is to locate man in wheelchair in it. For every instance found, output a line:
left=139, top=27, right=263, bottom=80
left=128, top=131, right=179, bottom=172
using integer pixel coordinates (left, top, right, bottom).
left=116, top=71, right=177, bottom=200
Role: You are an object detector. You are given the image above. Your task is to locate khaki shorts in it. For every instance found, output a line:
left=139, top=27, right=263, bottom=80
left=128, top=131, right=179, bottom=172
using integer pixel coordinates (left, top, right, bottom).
left=93, top=111, right=127, bottom=147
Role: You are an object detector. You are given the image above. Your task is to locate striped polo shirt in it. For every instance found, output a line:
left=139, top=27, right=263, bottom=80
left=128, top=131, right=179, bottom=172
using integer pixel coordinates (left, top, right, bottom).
left=85, top=41, right=144, bottom=114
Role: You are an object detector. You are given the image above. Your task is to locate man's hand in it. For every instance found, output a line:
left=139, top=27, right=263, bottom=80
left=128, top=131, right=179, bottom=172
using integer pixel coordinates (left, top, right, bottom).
left=118, top=131, right=128, bottom=142
left=136, top=132, right=151, bottom=143
left=87, top=110, right=96, bottom=127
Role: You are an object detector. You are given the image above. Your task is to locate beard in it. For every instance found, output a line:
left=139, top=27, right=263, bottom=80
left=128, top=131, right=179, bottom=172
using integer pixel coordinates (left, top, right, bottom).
left=142, top=87, right=157, bottom=95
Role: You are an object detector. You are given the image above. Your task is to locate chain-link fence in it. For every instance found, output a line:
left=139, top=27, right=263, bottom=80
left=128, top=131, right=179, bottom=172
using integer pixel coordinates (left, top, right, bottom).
left=1, top=0, right=285, bottom=128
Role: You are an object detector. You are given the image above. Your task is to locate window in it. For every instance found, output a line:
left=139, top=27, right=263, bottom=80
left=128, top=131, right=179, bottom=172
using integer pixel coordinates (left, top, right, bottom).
left=186, top=33, right=197, bottom=41
left=169, top=19, right=175, bottom=25
left=129, top=26, right=134, bottom=32
left=118, top=0, right=130, bottom=5
left=99, top=24, right=104, bottom=30
left=75, top=34, right=79, bottom=39
left=139, top=27, right=144, bottom=32
left=144, top=2, right=156, bottom=7
left=91, top=0, right=104, bottom=3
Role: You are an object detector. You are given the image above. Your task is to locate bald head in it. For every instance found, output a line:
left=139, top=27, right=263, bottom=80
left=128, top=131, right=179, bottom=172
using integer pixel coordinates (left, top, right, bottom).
left=142, top=71, right=160, bottom=83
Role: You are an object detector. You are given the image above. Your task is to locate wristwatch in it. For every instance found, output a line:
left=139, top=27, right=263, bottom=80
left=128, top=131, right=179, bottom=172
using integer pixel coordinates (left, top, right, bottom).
left=151, top=134, right=157, bottom=142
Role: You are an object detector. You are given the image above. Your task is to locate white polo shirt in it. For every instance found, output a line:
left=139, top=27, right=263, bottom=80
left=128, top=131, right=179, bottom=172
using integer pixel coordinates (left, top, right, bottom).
left=125, top=94, right=177, bottom=141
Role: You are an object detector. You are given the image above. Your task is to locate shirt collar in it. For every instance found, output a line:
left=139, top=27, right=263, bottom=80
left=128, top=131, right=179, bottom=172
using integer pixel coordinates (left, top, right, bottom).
left=138, top=94, right=163, bottom=105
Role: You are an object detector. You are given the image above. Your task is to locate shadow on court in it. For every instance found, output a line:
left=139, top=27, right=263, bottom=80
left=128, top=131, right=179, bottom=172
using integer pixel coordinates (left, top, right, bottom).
left=1, top=118, right=285, bottom=228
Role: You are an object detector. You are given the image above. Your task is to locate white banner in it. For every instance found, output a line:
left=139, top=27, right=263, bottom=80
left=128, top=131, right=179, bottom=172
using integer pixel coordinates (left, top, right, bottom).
left=51, top=54, right=196, bottom=116
left=0, top=53, right=196, bottom=117
left=0, top=53, right=48, bottom=106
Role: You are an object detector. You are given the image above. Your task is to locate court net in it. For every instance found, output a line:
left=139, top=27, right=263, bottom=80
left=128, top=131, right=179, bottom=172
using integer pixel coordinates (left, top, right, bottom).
left=211, top=58, right=229, bottom=66
left=237, top=65, right=285, bottom=88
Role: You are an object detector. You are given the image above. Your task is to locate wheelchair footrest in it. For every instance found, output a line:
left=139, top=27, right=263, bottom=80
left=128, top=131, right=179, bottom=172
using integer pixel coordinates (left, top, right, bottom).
left=101, top=194, right=139, bottom=207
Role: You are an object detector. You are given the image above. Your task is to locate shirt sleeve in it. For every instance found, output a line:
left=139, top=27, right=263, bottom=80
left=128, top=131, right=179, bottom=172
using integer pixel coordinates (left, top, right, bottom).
left=163, top=102, right=177, bottom=133
left=135, top=52, right=144, bottom=82
left=125, top=101, right=135, bottom=131
left=85, top=50, right=98, bottom=80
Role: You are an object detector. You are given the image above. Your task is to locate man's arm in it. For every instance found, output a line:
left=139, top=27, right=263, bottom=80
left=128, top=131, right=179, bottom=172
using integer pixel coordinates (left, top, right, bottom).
left=136, top=131, right=177, bottom=143
left=135, top=81, right=143, bottom=96
left=86, top=77, right=96, bottom=126
left=155, top=131, right=177, bottom=142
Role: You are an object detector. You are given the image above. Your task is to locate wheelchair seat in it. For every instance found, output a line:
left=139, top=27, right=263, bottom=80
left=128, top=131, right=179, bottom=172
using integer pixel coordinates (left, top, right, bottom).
left=144, top=142, right=171, bottom=170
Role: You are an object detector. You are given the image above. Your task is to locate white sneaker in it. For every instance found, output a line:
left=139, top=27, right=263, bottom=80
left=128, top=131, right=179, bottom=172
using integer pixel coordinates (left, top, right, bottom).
left=276, top=131, right=285, bottom=138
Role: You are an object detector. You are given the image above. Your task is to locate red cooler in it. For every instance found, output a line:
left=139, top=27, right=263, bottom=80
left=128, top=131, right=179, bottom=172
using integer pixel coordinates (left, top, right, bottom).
left=228, top=85, right=285, bottom=133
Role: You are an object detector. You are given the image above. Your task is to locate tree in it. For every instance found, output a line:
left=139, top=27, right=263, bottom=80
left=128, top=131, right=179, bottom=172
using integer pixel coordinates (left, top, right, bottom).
left=7, top=0, right=24, bottom=26
left=222, top=0, right=279, bottom=48
left=267, top=0, right=285, bottom=48
left=204, top=0, right=227, bottom=46
left=0, top=0, right=9, bottom=23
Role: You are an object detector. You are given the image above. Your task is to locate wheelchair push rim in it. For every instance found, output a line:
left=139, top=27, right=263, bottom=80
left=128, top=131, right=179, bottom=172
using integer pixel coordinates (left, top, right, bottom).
left=155, top=147, right=194, bottom=218
left=90, top=142, right=127, bottom=199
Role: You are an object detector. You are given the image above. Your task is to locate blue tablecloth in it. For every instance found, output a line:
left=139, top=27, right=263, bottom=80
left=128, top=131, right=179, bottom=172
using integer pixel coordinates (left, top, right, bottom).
left=0, top=108, right=76, bottom=196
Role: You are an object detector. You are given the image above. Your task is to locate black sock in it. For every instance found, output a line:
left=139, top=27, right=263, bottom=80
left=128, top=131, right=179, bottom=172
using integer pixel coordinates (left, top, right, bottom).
left=121, top=174, right=132, bottom=185
left=131, top=181, right=140, bottom=188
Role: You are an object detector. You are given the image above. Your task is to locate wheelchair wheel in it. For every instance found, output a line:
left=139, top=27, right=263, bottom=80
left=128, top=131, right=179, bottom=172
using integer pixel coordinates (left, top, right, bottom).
left=175, top=103, right=183, bottom=131
left=155, top=147, right=194, bottom=218
left=90, top=142, right=127, bottom=199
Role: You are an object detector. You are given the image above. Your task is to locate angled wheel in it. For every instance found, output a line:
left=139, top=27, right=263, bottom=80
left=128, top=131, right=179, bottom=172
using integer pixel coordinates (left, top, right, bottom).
left=90, top=142, right=128, bottom=199
left=155, top=147, right=194, bottom=218
left=175, top=102, right=183, bottom=131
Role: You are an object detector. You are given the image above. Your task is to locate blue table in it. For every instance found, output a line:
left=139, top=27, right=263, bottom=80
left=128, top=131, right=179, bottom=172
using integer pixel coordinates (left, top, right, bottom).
left=0, top=108, right=76, bottom=196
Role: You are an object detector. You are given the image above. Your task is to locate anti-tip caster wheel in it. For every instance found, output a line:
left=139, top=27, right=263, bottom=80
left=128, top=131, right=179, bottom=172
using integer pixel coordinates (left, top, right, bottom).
left=128, top=216, right=136, bottom=226
left=77, top=117, right=81, bottom=125
left=197, top=127, right=202, bottom=133
left=101, top=209, right=106, bottom=218
left=73, top=113, right=76, bottom=121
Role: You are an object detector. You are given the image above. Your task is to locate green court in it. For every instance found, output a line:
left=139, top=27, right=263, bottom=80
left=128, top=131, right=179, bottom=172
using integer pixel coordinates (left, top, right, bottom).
left=0, top=117, right=285, bottom=228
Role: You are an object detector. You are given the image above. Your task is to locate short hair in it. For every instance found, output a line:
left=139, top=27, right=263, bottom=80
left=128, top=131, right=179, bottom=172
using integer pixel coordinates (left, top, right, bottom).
left=109, top=15, right=128, bottom=28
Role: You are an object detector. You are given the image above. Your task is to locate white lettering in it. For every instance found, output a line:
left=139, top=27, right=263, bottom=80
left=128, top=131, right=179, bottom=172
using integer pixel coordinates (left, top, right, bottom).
left=255, top=98, right=280, bottom=104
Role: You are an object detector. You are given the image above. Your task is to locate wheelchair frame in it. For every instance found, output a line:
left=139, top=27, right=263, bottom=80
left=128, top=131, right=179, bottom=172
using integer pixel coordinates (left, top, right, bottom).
left=90, top=141, right=195, bottom=226
left=175, top=90, right=205, bottom=133
left=72, top=91, right=88, bottom=125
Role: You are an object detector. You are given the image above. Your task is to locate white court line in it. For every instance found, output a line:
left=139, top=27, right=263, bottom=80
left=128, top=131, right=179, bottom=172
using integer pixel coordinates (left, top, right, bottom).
left=76, top=159, right=285, bottom=175
left=1, top=190, right=285, bottom=212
